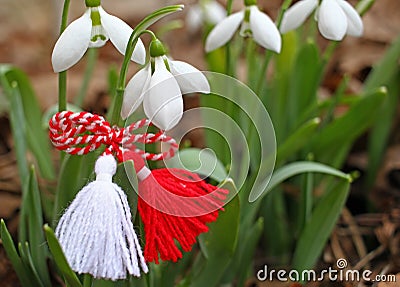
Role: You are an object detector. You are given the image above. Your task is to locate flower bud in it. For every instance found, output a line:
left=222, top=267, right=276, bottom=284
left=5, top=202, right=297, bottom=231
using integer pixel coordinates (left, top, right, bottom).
left=150, top=39, right=167, bottom=57
left=85, top=0, right=101, bottom=8
left=244, top=0, right=257, bottom=7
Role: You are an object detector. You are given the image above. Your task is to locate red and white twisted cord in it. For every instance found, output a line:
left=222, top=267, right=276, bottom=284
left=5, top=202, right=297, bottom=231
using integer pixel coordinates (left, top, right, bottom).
left=49, top=111, right=178, bottom=162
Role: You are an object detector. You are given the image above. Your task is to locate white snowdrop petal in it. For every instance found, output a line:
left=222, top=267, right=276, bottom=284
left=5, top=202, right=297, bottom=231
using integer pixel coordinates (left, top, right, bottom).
left=318, top=0, right=347, bottom=41
left=121, top=65, right=151, bottom=119
left=249, top=6, right=282, bottom=53
left=186, top=5, right=203, bottom=33
left=205, top=11, right=244, bottom=52
left=99, top=7, right=146, bottom=64
left=337, top=0, right=363, bottom=37
left=205, top=1, right=227, bottom=25
left=280, top=0, right=318, bottom=33
left=51, top=10, right=92, bottom=72
left=170, top=60, right=210, bottom=94
left=144, top=58, right=183, bottom=131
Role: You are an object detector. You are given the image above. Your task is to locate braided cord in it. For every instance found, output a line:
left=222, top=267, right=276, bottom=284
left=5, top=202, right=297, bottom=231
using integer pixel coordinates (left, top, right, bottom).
left=49, top=111, right=178, bottom=162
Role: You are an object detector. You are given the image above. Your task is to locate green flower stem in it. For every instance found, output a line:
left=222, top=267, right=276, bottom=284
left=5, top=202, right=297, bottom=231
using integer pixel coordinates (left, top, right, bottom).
left=357, top=0, right=375, bottom=16
left=108, top=5, right=184, bottom=125
left=58, top=0, right=71, bottom=112
left=74, top=48, right=98, bottom=107
left=58, top=72, right=67, bottom=112
left=224, top=0, right=234, bottom=77
left=108, top=30, right=155, bottom=126
left=255, top=0, right=293, bottom=94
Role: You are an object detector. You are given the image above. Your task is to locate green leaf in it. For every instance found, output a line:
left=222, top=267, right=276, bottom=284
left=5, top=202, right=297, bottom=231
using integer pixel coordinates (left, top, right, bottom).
left=18, top=242, right=46, bottom=287
left=166, top=148, right=228, bottom=182
left=224, top=217, right=264, bottom=285
left=364, top=34, right=400, bottom=91
left=192, top=179, right=240, bottom=287
left=53, top=153, right=98, bottom=223
left=284, top=40, right=321, bottom=137
left=292, top=179, right=351, bottom=271
left=356, top=0, right=375, bottom=15
left=276, top=118, right=320, bottom=165
left=366, top=74, right=400, bottom=188
left=44, top=224, right=82, bottom=287
left=309, top=87, right=387, bottom=167
left=364, top=35, right=400, bottom=188
left=0, top=220, right=31, bottom=286
left=0, top=79, right=29, bottom=193
left=0, top=65, right=55, bottom=179
left=19, top=166, right=51, bottom=286
left=2, top=80, right=30, bottom=242
left=254, top=161, right=351, bottom=202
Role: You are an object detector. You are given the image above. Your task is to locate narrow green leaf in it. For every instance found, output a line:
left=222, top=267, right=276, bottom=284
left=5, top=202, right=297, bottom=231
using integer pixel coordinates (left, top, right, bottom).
left=44, top=224, right=82, bottom=287
left=276, top=118, right=320, bottom=165
left=2, top=80, right=30, bottom=242
left=20, top=166, right=51, bottom=286
left=0, top=219, right=31, bottom=286
left=255, top=161, right=351, bottom=202
left=260, top=189, right=292, bottom=263
left=292, top=180, right=350, bottom=271
left=366, top=74, right=400, bottom=188
left=192, top=179, right=240, bottom=287
left=364, top=35, right=400, bottom=188
left=0, top=65, right=55, bottom=179
left=83, top=274, right=93, bottom=287
left=107, top=65, right=119, bottom=98
left=74, top=48, right=98, bottom=107
left=285, top=40, right=321, bottom=135
left=199, top=179, right=239, bottom=259
left=365, top=34, right=400, bottom=90
left=18, top=242, right=45, bottom=287
left=1, top=79, right=29, bottom=193
left=53, top=153, right=98, bottom=223
left=356, top=0, right=375, bottom=15
left=298, top=164, right=314, bottom=234
left=92, top=279, right=126, bottom=287
left=155, top=252, right=193, bottom=287
left=166, top=148, right=228, bottom=183
left=226, top=217, right=264, bottom=286
left=309, top=87, right=386, bottom=167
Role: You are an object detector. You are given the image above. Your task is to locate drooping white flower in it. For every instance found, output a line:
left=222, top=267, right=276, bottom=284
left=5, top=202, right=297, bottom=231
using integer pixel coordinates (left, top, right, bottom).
left=186, top=0, right=226, bottom=33
left=280, top=0, right=363, bottom=41
left=205, top=2, right=281, bottom=53
left=52, top=0, right=145, bottom=72
left=121, top=39, right=210, bottom=131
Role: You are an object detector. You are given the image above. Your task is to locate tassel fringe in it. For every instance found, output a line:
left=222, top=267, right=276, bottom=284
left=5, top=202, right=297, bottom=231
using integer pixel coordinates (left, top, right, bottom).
left=55, top=155, right=148, bottom=280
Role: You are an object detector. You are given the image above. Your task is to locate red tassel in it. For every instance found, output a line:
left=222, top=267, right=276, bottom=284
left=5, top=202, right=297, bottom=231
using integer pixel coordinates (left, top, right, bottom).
left=124, top=151, right=229, bottom=264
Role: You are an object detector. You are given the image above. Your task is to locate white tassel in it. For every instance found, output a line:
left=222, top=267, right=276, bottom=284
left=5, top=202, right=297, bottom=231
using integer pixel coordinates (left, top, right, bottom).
left=55, top=155, right=148, bottom=280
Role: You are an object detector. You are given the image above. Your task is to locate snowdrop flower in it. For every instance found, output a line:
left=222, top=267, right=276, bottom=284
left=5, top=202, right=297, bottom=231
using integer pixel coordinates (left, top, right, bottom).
left=121, top=39, right=210, bottom=131
left=280, top=0, right=363, bottom=41
left=205, top=0, right=281, bottom=53
left=186, top=0, right=226, bottom=33
left=52, top=0, right=145, bottom=72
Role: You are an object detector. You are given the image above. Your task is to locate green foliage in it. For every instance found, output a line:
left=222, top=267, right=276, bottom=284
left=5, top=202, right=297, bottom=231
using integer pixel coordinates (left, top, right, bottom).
left=44, top=225, right=82, bottom=287
left=292, top=179, right=351, bottom=271
left=0, top=65, right=55, bottom=180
